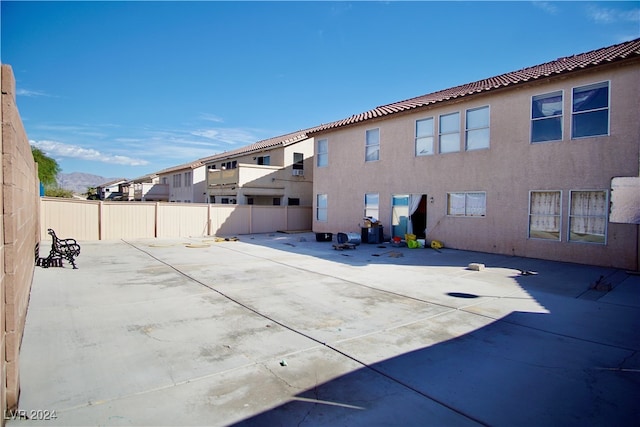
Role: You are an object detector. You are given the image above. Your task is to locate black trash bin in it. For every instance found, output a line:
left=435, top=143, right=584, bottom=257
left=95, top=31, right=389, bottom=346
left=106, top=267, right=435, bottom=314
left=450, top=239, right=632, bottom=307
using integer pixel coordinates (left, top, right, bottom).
left=361, top=226, right=383, bottom=244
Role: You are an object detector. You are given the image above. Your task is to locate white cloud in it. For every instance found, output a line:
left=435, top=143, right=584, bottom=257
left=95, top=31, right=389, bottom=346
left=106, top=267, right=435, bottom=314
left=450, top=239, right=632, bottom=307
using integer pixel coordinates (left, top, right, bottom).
left=30, top=140, right=148, bottom=166
left=198, top=113, right=224, bottom=123
left=16, top=88, right=52, bottom=97
left=587, top=4, right=640, bottom=24
left=190, top=128, right=259, bottom=145
left=28, top=120, right=270, bottom=174
left=532, top=1, right=558, bottom=15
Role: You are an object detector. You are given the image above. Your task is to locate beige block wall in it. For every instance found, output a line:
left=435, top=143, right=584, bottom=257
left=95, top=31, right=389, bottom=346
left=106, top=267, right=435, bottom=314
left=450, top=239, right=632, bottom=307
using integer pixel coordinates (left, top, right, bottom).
left=313, top=62, right=640, bottom=270
left=1, top=64, right=40, bottom=416
left=0, top=65, right=5, bottom=424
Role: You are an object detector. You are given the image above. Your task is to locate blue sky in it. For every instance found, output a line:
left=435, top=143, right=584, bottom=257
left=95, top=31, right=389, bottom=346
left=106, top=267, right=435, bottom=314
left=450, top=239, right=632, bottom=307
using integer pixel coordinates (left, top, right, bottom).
left=2, top=1, right=639, bottom=180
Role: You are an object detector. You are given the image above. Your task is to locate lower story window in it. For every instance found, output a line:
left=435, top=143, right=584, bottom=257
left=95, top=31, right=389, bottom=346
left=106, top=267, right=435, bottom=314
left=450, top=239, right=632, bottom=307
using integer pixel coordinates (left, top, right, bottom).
left=447, top=192, right=486, bottom=216
left=569, top=190, right=607, bottom=244
left=317, top=194, right=328, bottom=221
left=364, top=193, right=379, bottom=220
left=529, top=191, right=561, bottom=240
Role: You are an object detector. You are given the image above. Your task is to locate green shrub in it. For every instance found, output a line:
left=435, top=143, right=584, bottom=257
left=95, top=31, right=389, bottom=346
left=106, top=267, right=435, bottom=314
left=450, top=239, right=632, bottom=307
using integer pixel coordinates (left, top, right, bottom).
left=45, top=187, right=74, bottom=198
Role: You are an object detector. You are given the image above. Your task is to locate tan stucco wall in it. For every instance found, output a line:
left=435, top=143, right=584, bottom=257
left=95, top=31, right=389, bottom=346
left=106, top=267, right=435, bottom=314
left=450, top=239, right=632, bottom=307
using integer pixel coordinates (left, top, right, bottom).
left=1, top=64, right=40, bottom=415
left=313, top=61, right=640, bottom=269
left=205, top=137, right=315, bottom=206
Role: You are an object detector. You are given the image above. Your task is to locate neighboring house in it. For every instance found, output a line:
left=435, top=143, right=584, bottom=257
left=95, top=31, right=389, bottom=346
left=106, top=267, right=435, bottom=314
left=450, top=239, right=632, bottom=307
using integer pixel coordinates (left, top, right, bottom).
left=96, top=179, right=128, bottom=200
left=156, top=161, right=207, bottom=203
left=309, top=38, right=640, bottom=270
left=128, top=173, right=169, bottom=201
left=203, top=130, right=315, bottom=206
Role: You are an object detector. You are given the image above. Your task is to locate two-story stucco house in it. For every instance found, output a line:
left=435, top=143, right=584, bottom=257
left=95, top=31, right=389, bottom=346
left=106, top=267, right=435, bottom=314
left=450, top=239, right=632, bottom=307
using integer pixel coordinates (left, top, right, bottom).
left=310, top=38, right=640, bottom=270
left=128, top=173, right=169, bottom=202
left=156, top=161, right=207, bottom=203
left=203, top=129, right=315, bottom=206
left=96, top=178, right=128, bottom=200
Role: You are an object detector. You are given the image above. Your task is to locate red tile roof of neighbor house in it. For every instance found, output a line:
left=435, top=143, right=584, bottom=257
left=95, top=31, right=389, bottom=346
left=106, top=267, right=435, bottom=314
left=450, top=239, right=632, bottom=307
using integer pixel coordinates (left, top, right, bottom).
left=156, top=160, right=205, bottom=175
left=199, top=129, right=315, bottom=164
left=309, top=37, right=640, bottom=134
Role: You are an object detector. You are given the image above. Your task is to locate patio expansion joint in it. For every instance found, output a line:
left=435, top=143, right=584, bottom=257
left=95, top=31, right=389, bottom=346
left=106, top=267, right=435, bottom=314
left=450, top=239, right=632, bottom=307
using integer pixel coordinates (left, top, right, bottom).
left=123, top=240, right=492, bottom=426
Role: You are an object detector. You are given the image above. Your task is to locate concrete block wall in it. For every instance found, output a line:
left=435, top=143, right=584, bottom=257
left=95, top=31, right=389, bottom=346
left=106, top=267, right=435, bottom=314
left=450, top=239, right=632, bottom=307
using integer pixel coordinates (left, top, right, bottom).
left=1, top=64, right=40, bottom=418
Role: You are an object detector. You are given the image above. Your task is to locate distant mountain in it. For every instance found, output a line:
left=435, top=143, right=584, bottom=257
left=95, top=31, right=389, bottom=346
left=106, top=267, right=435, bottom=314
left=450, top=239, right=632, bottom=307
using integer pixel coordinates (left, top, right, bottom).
left=57, top=172, right=120, bottom=194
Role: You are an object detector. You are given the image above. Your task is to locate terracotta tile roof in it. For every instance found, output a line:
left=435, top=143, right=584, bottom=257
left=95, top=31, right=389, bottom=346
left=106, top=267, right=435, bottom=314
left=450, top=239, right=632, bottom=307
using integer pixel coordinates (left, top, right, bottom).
left=199, top=128, right=317, bottom=164
left=156, top=160, right=205, bottom=175
left=97, top=178, right=128, bottom=187
left=310, top=38, right=640, bottom=133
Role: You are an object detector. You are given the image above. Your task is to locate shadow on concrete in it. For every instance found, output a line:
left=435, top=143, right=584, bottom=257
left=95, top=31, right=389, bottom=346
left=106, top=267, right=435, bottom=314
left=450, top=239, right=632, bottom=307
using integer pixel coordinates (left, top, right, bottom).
left=231, top=292, right=640, bottom=426
left=229, top=234, right=640, bottom=426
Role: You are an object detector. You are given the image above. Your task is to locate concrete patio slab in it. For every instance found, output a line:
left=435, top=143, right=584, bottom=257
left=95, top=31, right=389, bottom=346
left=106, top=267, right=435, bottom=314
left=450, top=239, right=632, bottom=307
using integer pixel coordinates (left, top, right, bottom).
left=8, top=233, right=640, bottom=426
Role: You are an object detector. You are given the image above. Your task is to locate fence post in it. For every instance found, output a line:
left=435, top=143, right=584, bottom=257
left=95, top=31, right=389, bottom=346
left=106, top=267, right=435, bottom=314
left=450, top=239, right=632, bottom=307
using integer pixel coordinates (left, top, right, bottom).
left=155, top=202, right=160, bottom=238
left=284, top=205, right=289, bottom=232
left=98, top=201, right=103, bottom=240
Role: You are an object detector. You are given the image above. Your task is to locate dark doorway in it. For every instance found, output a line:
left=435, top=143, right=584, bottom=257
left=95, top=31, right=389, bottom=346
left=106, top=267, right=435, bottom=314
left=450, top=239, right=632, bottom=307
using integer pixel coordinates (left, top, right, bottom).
left=410, top=195, right=427, bottom=239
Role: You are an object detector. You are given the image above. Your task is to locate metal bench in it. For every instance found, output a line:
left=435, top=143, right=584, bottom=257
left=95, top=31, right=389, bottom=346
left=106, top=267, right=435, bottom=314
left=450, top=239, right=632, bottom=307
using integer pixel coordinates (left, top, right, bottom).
left=37, top=228, right=81, bottom=269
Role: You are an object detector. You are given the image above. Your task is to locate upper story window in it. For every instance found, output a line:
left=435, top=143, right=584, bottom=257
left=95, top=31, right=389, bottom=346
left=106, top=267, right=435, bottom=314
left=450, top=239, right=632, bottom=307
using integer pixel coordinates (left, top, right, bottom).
left=365, top=128, right=380, bottom=162
left=161, top=177, right=168, bottom=185
left=415, top=118, right=434, bottom=156
left=572, top=81, right=609, bottom=138
left=317, top=138, right=328, bottom=167
left=184, top=171, right=192, bottom=187
left=364, top=193, right=379, bottom=220
left=257, top=155, right=270, bottom=165
left=223, top=160, right=238, bottom=170
left=465, top=106, right=490, bottom=150
left=293, top=152, right=304, bottom=170
left=532, top=91, right=563, bottom=143
left=172, top=173, right=182, bottom=188
left=207, top=164, right=216, bottom=170
left=439, top=112, right=460, bottom=153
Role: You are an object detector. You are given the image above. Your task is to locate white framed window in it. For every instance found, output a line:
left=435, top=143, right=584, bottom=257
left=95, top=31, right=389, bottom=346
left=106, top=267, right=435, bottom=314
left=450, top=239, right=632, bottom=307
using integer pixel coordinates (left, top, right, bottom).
left=257, top=155, right=270, bottom=165
left=439, top=112, right=460, bottom=153
left=316, top=194, right=328, bottom=222
left=529, top=191, right=562, bottom=241
left=364, top=193, right=379, bottom=220
left=365, top=128, right=380, bottom=162
left=569, top=190, right=607, bottom=244
left=223, top=160, right=238, bottom=170
left=317, top=138, right=328, bottom=167
left=572, top=81, right=609, bottom=138
left=532, top=91, right=563, bottom=143
left=172, top=174, right=182, bottom=188
left=465, top=106, right=490, bottom=150
left=447, top=192, right=486, bottom=216
left=184, top=171, right=192, bottom=187
left=415, top=118, right=434, bottom=156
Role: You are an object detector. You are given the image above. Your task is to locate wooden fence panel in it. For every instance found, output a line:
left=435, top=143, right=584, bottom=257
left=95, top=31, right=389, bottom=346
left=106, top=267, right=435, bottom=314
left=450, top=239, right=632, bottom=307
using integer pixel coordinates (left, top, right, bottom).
left=287, top=206, right=312, bottom=231
left=101, top=202, right=156, bottom=240
left=251, top=206, right=286, bottom=233
left=40, top=198, right=100, bottom=240
left=40, top=199, right=311, bottom=241
left=212, top=205, right=250, bottom=236
left=157, top=203, right=210, bottom=238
